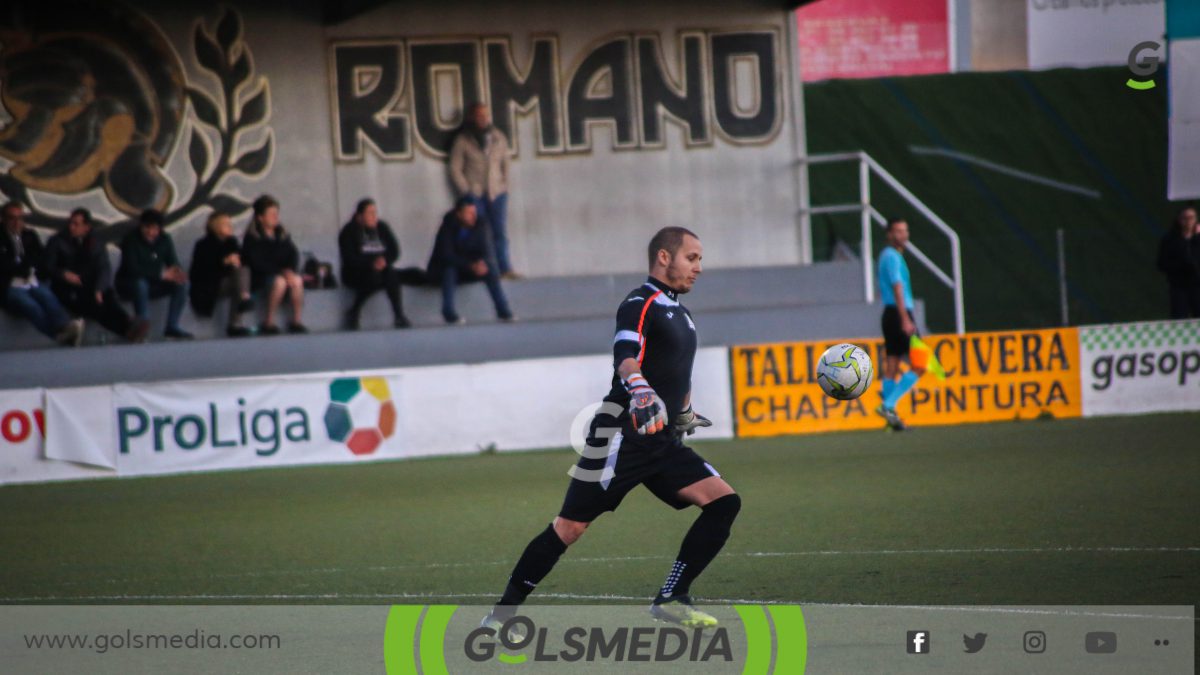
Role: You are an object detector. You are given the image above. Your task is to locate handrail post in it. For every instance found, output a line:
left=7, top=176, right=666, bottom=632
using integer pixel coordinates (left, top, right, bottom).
left=952, top=234, right=965, bottom=334
left=859, top=155, right=874, bottom=304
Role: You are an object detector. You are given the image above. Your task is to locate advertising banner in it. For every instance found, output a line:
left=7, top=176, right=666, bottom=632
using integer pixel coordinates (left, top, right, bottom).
left=0, top=388, right=111, bottom=485
left=796, top=0, right=951, bottom=82
left=1079, top=319, right=1200, bottom=417
left=731, top=328, right=1082, bottom=437
left=110, top=373, right=407, bottom=477
left=1027, top=0, right=1166, bottom=70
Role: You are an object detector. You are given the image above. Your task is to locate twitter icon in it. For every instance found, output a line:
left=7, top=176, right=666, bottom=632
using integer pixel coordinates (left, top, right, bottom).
left=963, top=633, right=987, bottom=653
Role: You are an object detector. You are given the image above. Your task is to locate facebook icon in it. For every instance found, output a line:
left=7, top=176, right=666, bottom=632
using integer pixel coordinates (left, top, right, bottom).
left=907, top=630, right=931, bottom=654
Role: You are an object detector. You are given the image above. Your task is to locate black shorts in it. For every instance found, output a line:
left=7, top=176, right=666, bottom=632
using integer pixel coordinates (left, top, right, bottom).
left=881, top=305, right=916, bottom=357
left=558, top=412, right=721, bottom=523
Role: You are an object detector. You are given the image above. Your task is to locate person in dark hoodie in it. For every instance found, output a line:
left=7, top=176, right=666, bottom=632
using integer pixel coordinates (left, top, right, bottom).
left=426, top=196, right=514, bottom=325
left=242, top=195, right=306, bottom=335
left=1156, top=205, right=1200, bottom=319
left=190, top=211, right=253, bottom=337
left=117, top=209, right=192, bottom=340
left=338, top=198, right=412, bottom=330
left=0, top=201, right=82, bottom=345
left=45, top=208, right=148, bottom=343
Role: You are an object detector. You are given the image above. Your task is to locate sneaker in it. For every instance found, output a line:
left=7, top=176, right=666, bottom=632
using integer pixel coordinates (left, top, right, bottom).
left=479, top=608, right=526, bottom=642
left=287, top=322, right=309, bottom=334
left=259, top=323, right=281, bottom=336
left=501, top=271, right=524, bottom=281
left=393, top=315, right=412, bottom=329
left=57, top=318, right=85, bottom=347
left=444, top=314, right=466, bottom=325
left=498, top=313, right=517, bottom=323
left=874, top=404, right=907, bottom=431
left=126, top=319, right=151, bottom=343
left=226, top=326, right=252, bottom=338
left=650, top=596, right=718, bottom=628
left=164, top=327, right=194, bottom=340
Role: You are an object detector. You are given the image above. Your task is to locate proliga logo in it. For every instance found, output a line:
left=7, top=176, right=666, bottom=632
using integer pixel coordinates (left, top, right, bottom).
left=322, top=377, right=396, bottom=455
left=383, top=605, right=808, bottom=673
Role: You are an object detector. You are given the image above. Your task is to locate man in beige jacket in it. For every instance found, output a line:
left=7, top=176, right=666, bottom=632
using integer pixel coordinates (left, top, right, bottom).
left=449, top=103, right=518, bottom=278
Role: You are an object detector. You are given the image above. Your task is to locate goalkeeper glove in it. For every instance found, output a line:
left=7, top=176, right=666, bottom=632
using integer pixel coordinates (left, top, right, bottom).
left=624, top=373, right=667, bottom=435
left=672, top=405, right=712, bottom=436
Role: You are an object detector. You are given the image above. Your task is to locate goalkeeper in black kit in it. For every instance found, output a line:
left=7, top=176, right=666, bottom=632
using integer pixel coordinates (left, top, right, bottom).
left=482, top=227, right=740, bottom=629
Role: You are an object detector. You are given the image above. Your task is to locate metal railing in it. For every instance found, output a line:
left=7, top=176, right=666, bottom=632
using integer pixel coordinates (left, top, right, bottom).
left=800, top=151, right=965, bottom=335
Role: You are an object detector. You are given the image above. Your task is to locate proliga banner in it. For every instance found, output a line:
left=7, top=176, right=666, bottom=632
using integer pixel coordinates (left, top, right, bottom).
left=731, top=327, right=1082, bottom=437
left=1079, top=319, right=1200, bottom=417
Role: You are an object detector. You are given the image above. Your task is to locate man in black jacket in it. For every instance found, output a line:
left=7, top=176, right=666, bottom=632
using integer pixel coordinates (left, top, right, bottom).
left=1, top=201, right=81, bottom=345
left=338, top=198, right=411, bottom=329
left=1156, top=205, right=1200, bottom=319
left=426, top=197, right=514, bottom=324
left=45, top=208, right=147, bottom=342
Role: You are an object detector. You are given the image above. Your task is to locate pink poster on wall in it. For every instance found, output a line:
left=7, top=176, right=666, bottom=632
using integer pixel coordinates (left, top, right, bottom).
left=797, top=0, right=951, bottom=82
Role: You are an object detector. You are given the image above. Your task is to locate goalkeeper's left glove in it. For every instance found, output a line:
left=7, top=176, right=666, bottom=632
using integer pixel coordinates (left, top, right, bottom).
left=672, top=405, right=712, bottom=436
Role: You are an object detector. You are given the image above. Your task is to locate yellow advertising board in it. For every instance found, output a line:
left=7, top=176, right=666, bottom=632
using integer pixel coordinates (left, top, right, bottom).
left=730, top=328, right=1082, bottom=437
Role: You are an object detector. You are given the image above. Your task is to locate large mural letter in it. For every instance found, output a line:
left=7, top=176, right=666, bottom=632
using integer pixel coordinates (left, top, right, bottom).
left=710, top=31, right=780, bottom=144
left=565, top=37, right=635, bottom=151
left=636, top=33, right=709, bottom=147
left=485, top=37, right=562, bottom=154
left=409, top=41, right=480, bottom=156
left=332, top=43, right=410, bottom=160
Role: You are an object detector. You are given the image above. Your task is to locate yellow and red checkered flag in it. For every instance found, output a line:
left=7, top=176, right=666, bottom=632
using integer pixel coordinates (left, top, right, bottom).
left=909, top=335, right=947, bottom=380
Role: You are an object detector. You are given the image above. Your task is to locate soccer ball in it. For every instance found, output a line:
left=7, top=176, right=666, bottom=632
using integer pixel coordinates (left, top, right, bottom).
left=816, top=343, right=874, bottom=401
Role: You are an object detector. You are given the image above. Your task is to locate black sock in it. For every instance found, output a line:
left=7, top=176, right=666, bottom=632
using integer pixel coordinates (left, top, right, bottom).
left=498, top=524, right=568, bottom=606
left=656, top=494, right=741, bottom=602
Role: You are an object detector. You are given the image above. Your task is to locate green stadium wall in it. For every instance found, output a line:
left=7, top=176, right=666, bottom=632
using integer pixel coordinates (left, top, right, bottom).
left=805, top=66, right=1174, bottom=332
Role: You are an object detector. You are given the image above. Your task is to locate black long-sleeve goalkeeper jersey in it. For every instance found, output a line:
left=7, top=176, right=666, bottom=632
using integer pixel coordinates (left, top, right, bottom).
left=604, top=276, right=698, bottom=426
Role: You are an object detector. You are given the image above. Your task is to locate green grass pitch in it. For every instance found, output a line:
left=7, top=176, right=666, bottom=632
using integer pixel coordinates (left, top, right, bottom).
left=1, top=413, right=1196, bottom=607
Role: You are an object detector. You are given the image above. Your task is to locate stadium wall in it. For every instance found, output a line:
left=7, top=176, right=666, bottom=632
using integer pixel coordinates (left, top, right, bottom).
left=4, top=319, right=1198, bottom=485
left=0, top=0, right=805, bottom=279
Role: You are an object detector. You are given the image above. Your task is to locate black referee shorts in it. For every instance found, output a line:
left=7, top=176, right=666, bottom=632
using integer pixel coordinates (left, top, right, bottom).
left=881, top=305, right=916, bottom=357
left=558, top=411, right=721, bottom=523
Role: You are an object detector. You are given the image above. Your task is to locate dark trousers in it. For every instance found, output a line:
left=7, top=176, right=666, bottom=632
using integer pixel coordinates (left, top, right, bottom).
left=117, top=277, right=187, bottom=331
left=56, top=287, right=133, bottom=337
left=346, top=267, right=405, bottom=319
left=1168, top=285, right=1200, bottom=319
left=439, top=265, right=511, bottom=321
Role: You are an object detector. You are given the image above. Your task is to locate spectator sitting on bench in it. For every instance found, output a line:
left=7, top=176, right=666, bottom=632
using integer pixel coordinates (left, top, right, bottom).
left=190, top=211, right=254, bottom=337
left=426, top=196, right=514, bottom=325
left=0, top=201, right=82, bottom=346
left=117, top=209, right=192, bottom=340
left=45, top=208, right=149, bottom=343
left=338, top=198, right=412, bottom=330
left=242, top=195, right=306, bottom=335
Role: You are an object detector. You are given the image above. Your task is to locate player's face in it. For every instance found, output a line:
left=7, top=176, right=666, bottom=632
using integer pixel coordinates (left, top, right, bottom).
left=888, top=221, right=909, bottom=249
left=666, top=235, right=703, bottom=293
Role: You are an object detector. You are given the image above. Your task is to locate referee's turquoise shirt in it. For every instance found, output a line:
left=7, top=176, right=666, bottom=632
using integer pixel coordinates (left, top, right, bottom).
left=878, top=247, right=913, bottom=308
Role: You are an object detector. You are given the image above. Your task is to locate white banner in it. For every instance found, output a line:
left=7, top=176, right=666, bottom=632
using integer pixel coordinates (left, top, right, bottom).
left=0, top=388, right=112, bottom=485
left=21, top=346, right=733, bottom=483
left=1027, top=0, right=1165, bottom=70
left=1080, top=319, right=1200, bottom=416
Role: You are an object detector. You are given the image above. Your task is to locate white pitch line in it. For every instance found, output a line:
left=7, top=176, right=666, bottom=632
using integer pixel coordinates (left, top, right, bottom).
left=908, top=145, right=1103, bottom=199
left=0, top=593, right=1190, bottom=621
left=37, top=546, right=1200, bottom=591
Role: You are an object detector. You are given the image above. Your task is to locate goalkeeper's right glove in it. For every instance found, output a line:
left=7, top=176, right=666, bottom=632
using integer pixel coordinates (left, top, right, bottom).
left=624, top=373, right=667, bottom=435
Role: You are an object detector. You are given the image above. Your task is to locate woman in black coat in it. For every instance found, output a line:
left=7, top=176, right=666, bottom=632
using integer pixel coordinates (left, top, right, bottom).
left=190, top=212, right=253, bottom=336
